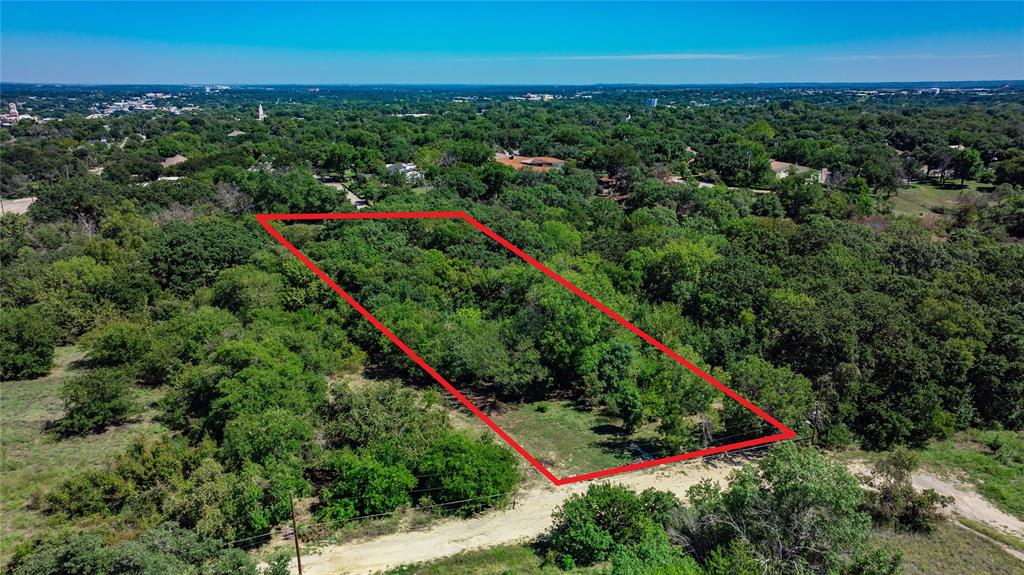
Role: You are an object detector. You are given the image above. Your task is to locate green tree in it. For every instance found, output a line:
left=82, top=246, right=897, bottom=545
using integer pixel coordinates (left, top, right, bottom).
left=415, top=432, right=519, bottom=516
left=0, top=305, right=60, bottom=380
left=860, top=447, right=952, bottom=532
left=546, top=484, right=679, bottom=566
left=317, top=451, right=416, bottom=520
left=952, top=147, right=983, bottom=186
left=54, top=367, right=139, bottom=436
left=83, top=321, right=152, bottom=368
left=722, top=356, right=815, bottom=436
left=675, top=444, right=874, bottom=574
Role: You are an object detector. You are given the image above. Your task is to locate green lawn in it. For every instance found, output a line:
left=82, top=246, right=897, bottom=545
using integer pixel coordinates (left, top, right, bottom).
left=488, top=400, right=664, bottom=478
left=872, top=522, right=1024, bottom=575
left=0, top=346, right=167, bottom=561
left=915, top=430, right=1024, bottom=521
left=890, top=179, right=992, bottom=216
left=383, top=545, right=603, bottom=575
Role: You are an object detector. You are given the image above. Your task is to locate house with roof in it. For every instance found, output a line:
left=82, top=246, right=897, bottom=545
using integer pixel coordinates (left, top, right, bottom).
left=386, top=162, right=423, bottom=181
left=771, top=160, right=829, bottom=184
left=495, top=154, right=566, bottom=172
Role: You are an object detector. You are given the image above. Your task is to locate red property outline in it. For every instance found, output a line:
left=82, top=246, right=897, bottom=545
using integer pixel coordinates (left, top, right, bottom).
left=256, top=211, right=796, bottom=485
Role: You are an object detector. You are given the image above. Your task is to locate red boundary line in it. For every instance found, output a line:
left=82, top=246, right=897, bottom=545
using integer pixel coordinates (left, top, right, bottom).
left=256, top=211, right=796, bottom=485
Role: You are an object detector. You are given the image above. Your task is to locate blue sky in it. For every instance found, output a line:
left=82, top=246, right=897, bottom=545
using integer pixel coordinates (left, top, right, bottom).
left=2, top=1, right=1022, bottom=84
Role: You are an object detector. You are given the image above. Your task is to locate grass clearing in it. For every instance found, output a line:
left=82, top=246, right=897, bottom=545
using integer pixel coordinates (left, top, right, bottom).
left=890, top=179, right=991, bottom=216
left=383, top=544, right=603, bottom=575
left=915, top=430, right=1024, bottom=521
left=0, top=346, right=167, bottom=561
left=488, top=400, right=664, bottom=478
left=872, top=522, right=1024, bottom=575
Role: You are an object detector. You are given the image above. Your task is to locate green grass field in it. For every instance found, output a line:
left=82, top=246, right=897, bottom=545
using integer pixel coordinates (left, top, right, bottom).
left=383, top=545, right=603, bottom=575
left=0, top=346, right=167, bottom=561
left=488, top=400, right=665, bottom=478
left=872, top=522, right=1024, bottom=575
left=890, top=179, right=992, bottom=216
left=914, top=430, right=1024, bottom=521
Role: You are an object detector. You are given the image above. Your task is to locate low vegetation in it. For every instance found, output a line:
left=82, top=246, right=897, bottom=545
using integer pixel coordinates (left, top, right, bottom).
left=871, top=522, right=1024, bottom=575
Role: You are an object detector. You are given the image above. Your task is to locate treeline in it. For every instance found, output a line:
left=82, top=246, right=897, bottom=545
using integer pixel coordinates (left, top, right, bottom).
left=4, top=88, right=1024, bottom=200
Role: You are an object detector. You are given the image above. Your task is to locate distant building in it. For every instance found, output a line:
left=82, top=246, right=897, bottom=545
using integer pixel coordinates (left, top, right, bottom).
left=495, top=154, right=566, bottom=172
left=386, top=162, right=423, bottom=181
left=771, top=160, right=828, bottom=184
left=0, top=103, right=33, bottom=126
left=644, top=98, right=659, bottom=108
left=258, top=104, right=266, bottom=121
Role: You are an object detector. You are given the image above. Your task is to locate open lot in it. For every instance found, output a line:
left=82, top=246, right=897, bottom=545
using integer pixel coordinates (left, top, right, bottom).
left=0, top=347, right=167, bottom=561
left=890, top=179, right=992, bottom=216
left=488, top=400, right=665, bottom=479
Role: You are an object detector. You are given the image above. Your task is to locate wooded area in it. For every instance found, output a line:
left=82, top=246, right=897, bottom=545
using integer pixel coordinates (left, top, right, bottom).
left=1, top=84, right=1022, bottom=573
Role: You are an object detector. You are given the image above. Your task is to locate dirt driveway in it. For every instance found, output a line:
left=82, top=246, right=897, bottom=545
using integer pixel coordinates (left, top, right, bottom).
left=294, top=459, right=1024, bottom=574
left=293, top=460, right=737, bottom=575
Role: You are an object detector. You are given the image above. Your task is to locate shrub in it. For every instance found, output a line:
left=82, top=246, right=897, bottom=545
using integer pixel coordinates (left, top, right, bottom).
left=545, top=484, right=679, bottom=566
left=675, top=444, right=873, bottom=574
left=0, top=305, right=60, bottom=380
left=53, top=367, right=139, bottom=436
left=415, top=432, right=519, bottom=516
left=83, top=321, right=152, bottom=368
left=317, top=451, right=415, bottom=521
left=861, top=447, right=952, bottom=532
left=220, top=408, right=312, bottom=468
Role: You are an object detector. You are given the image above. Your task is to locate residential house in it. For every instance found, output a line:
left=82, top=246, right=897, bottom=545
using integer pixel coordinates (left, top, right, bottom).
left=495, top=154, right=566, bottom=172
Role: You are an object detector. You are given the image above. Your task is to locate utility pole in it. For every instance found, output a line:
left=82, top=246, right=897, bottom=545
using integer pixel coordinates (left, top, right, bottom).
left=290, top=491, right=303, bottom=575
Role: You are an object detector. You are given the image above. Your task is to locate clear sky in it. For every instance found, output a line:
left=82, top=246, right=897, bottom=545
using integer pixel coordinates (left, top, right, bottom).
left=2, top=1, right=1022, bottom=84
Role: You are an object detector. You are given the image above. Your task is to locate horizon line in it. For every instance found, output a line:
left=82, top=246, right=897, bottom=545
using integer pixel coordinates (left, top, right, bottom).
left=2, top=79, right=1023, bottom=88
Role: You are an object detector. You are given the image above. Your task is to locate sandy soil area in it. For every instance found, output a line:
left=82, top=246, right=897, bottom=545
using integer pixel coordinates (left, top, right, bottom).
left=0, top=197, right=36, bottom=215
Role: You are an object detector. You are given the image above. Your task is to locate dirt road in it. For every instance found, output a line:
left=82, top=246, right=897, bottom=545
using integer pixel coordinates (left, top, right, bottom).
left=294, top=460, right=737, bottom=575
left=0, top=197, right=36, bottom=215
left=912, top=471, right=1024, bottom=539
left=295, top=459, right=1024, bottom=574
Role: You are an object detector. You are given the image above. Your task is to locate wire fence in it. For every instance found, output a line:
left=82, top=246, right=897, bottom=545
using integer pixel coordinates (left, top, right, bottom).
left=218, top=434, right=803, bottom=551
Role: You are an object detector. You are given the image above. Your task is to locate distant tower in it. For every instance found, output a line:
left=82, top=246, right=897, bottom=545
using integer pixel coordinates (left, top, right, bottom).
left=9, top=103, right=17, bottom=115
left=258, top=104, right=266, bottom=121
left=644, top=98, right=658, bottom=108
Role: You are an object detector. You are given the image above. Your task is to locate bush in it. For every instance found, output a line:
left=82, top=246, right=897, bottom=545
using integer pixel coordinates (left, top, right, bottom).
left=0, top=305, right=60, bottom=380
left=861, top=447, right=952, bottom=532
left=6, top=523, right=255, bottom=575
left=317, top=451, right=415, bottom=520
left=53, top=367, right=139, bottom=436
left=83, top=321, right=152, bottom=368
left=545, top=484, right=679, bottom=566
left=610, top=535, right=703, bottom=575
left=675, top=444, right=874, bottom=574
left=414, top=432, right=519, bottom=516
left=220, top=408, right=312, bottom=468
